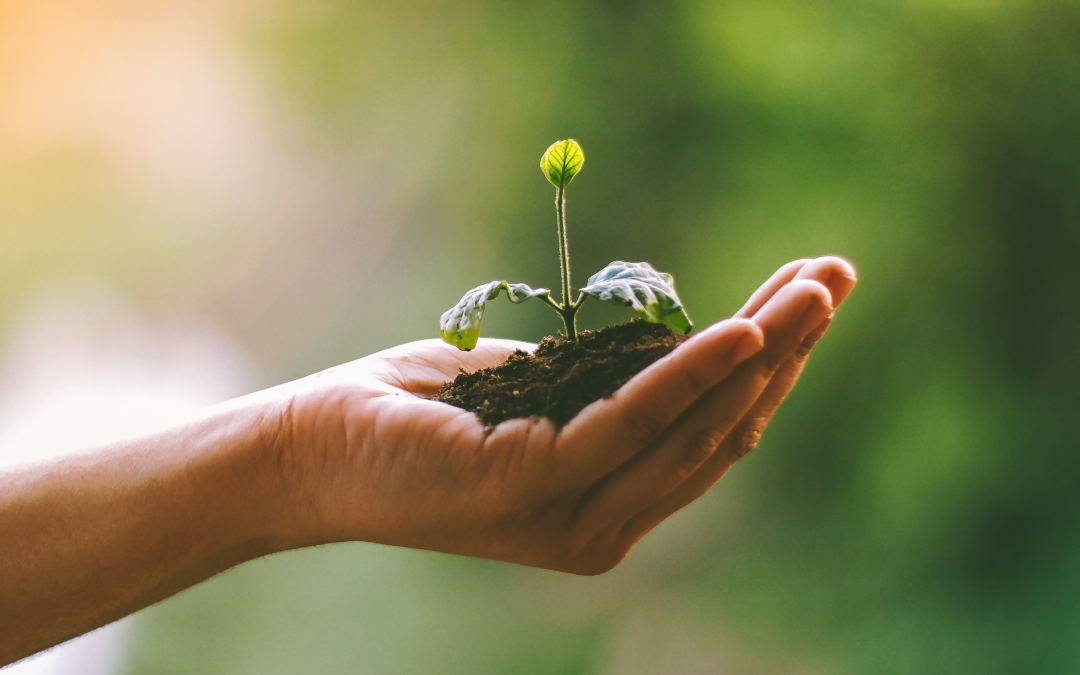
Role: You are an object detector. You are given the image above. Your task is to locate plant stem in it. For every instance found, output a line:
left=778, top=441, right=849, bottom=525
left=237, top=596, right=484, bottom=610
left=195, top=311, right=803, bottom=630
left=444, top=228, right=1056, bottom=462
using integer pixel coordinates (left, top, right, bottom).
left=554, top=186, right=578, bottom=340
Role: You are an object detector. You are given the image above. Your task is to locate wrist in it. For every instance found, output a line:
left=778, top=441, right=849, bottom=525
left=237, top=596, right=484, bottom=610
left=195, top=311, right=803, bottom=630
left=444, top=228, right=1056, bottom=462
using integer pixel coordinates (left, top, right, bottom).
left=192, top=391, right=301, bottom=559
left=0, top=388, right=306, bottom=662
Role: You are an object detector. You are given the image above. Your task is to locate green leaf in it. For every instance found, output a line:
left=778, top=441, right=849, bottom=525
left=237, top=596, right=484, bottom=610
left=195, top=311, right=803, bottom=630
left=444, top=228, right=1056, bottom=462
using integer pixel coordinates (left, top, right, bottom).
left=540, top=139, right=585, bottom=189
left=580, top=261, right=693, bottom=333
left=440, top=281, right=551, bottom=350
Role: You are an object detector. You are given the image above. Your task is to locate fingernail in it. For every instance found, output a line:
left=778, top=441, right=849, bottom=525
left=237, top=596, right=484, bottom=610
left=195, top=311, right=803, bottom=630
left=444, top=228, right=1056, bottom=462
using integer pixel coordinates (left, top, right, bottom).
left=733, top=330, right=765, bottom=362
left=799, top=296, right=833, bottom=338
left=825, top=270, right=858, bottom=307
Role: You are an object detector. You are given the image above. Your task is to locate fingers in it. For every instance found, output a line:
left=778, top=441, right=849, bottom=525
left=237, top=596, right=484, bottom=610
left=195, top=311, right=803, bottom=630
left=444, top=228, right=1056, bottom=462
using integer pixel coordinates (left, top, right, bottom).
left=752, top=279, right=834, bottom=368
left=722, top=317, right=834, bottom=461
left=555, top=318, right=765, bottom=481
left=735, top=259, right=811, bottom=319
left=736, top=255, right=856, bottom=319
left=620, top=317, right=834, bottom=539
left=575, top=280, right=833, bottom=528
left=791, top=256, right=857, bottom=308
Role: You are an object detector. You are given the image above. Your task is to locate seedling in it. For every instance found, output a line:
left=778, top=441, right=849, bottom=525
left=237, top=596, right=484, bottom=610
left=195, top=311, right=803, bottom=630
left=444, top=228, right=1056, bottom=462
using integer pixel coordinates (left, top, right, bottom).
left=440, top=139, right=693, bottom=351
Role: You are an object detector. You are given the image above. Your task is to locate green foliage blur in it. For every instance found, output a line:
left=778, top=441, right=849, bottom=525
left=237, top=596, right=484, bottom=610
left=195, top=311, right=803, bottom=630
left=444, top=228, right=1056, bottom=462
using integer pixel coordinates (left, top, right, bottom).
left=4, top=0, right=1079, bottom=672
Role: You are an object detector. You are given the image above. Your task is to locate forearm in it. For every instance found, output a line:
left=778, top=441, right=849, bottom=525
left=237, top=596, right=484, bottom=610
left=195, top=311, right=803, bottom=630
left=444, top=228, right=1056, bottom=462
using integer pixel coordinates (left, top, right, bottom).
left=0, top=396, right=288, bottom=666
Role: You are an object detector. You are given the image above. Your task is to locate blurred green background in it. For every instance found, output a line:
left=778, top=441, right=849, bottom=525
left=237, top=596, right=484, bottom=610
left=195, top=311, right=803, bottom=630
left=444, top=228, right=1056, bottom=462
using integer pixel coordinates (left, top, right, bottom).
left=2, top=0, right=1079, bottom=672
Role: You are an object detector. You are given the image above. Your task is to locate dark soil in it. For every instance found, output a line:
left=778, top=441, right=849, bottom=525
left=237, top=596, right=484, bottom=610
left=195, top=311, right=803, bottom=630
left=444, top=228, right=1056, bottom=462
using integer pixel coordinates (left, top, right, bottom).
left=433, top=319, right=689, bottom=428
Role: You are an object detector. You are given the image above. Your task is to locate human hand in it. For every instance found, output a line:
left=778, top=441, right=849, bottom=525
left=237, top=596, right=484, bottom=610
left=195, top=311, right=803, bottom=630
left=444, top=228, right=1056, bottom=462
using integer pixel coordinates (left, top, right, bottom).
left=269, top=256, right=856, bottom=574
left=0, top=255, right=854, bottom=665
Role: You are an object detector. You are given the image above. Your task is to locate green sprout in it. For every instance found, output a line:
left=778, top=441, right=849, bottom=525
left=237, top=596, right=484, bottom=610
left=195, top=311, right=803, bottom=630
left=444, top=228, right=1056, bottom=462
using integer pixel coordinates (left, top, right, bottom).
left=440, top=139, right=693, bottom=351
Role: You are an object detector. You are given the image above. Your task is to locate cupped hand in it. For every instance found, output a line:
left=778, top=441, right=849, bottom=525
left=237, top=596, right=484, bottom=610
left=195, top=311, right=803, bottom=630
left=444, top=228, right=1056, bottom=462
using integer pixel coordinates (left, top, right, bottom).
left=272, top=257, right=856, bottom=574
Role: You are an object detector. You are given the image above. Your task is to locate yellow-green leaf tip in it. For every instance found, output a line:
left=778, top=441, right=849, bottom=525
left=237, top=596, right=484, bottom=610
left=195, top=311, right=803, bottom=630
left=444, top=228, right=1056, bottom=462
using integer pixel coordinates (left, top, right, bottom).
left=540, top=139, right=585, bottom=189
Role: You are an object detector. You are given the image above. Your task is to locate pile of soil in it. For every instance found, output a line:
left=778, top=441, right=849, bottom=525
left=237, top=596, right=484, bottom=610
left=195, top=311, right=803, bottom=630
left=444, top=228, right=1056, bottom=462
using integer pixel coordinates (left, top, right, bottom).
left=433, top=319, right=689, bottom=428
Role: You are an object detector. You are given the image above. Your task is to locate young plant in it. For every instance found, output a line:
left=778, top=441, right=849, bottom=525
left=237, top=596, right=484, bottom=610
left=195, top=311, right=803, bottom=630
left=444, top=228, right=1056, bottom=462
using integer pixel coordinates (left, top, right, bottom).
left=439, top=139, right=693, bottom=351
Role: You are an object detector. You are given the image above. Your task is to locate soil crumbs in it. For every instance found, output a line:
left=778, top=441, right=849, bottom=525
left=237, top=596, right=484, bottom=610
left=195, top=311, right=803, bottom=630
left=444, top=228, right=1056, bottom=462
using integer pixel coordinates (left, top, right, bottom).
left=434, top=319, right=689, bottom=428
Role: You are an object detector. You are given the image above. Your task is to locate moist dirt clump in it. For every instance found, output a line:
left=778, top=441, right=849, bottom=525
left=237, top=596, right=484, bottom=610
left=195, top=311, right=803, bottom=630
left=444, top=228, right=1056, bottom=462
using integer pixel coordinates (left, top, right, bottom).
left=434, top=319, right=689, bottom=428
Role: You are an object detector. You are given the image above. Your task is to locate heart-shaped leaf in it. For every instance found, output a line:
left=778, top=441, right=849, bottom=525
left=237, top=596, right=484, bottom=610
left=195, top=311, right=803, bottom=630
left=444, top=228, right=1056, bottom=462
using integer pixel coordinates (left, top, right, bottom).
left=440, top=281, right=551, bottom=350
left=540, top=139, right=585, bottom=189
left=580, top=261, right=693, bottom=333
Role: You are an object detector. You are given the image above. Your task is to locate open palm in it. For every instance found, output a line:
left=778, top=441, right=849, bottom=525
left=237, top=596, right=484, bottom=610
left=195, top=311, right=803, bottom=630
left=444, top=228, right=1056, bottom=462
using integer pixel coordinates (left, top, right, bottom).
left=277, top=256, right=856, bottom=574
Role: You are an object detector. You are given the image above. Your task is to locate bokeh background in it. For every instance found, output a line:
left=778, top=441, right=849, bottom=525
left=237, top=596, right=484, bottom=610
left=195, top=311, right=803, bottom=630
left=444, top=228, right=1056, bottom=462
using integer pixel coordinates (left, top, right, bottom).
left=2, top=0, right=1079, bottom=672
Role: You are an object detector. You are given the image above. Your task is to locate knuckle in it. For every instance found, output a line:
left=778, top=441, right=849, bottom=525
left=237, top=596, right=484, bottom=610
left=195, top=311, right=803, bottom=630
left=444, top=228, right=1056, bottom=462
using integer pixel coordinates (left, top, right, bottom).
left=623, top=409, right=667, bottom=447
left=794, top=322, right=829, bottom=358
left=682, top=427, right=725, bottom=470
left=759, top=353, right=785, bottom=377
left=680, top=362, right=717, bottom=398
left=792, top=342, right=814, bottom=360
left=733, top=418, right=769, bottom=459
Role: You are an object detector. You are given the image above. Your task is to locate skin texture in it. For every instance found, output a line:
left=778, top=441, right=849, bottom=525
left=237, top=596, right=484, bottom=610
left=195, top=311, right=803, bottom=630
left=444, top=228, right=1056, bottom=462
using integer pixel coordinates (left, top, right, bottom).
left=0, top=256, right=856, bottom=666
